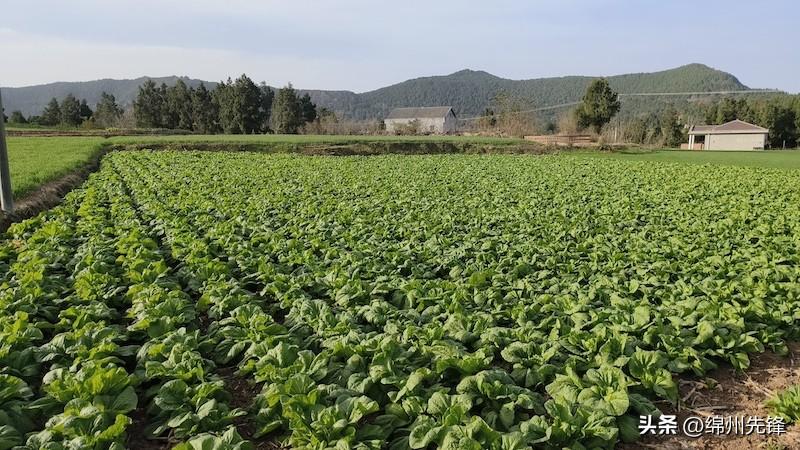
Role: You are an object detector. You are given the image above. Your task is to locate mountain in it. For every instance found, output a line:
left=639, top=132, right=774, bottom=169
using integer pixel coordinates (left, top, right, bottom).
left=1, top=76, right=216, bottom=118
left=2, top=64, right=750, bottom=120
left=337, top=64, right=749, bottom=120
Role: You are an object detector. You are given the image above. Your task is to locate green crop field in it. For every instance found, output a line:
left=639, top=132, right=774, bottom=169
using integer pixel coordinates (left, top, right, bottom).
left=2, top=151, right=800, bottom=449
left=5, top=134, right=800, bottom=205
left=1, top=135, right=523, bottom=201
left=575, top=149, right=800, bottom=170
left=4, top=137, right=106, bottom=199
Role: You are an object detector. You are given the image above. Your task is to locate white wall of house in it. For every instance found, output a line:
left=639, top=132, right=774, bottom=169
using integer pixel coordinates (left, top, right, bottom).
left=385, top=117, right=446, bottom=133
left=706, top=134, right=767, bottom=151
left=385, top=112, right=457, bottom=134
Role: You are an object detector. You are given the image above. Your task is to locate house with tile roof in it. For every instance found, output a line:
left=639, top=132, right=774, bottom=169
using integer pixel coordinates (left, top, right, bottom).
left=687, top=120, right=769, bottom=151
left=385, top=107, right=457, bottom=134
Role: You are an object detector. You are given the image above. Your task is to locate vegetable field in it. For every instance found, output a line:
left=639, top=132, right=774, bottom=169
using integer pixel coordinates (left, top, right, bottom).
left=2, top=151, right=800, bottom=450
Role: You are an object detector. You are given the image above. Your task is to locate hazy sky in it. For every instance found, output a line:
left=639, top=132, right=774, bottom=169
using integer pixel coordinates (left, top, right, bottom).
left=1, top=0, right=798, bottom=92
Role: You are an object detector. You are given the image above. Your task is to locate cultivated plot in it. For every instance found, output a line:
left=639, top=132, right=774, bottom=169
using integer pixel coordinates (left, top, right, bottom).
left=2, top=152, right=800, bottom=449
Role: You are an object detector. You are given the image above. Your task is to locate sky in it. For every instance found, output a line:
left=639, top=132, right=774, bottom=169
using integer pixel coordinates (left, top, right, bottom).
left=1, top=0, right=798, bottom=93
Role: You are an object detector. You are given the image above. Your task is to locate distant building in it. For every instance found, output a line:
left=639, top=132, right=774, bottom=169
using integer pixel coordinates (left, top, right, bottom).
left=385, top=107, right=457, bottom=134
left=686, top=120, right=769, bottom=151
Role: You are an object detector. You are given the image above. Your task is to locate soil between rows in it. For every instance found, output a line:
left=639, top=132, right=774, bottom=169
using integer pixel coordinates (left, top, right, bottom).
left=620, top=343, right=800, bottom=450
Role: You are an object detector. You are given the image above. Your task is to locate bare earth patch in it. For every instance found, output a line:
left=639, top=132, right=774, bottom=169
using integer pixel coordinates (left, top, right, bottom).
left=621, top=343, right=800, bottom=449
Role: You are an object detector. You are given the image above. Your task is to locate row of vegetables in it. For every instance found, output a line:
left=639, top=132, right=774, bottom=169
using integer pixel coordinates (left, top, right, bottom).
left=3, top=151, right=800, bottom=449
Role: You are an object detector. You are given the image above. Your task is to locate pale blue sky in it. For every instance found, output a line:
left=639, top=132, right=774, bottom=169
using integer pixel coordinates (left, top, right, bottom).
left=1, top=0, right=797, bottom=92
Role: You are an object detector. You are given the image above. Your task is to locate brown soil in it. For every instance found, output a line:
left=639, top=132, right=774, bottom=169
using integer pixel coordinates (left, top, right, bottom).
left=120, top=140, right=556, bottom=156
left=126, top=407, right=174, bottom=450
left=619, top=343, right=800, bottom=450
left=0, top=143, right=111, bottom=232
left=218, top=367, right=285, bottom=449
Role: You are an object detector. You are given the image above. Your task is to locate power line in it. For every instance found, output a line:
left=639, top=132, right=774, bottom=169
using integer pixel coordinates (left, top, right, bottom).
left=457, top=89, right=781, bottom=122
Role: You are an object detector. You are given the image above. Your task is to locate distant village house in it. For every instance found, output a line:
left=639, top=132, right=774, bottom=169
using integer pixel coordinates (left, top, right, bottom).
left=685, top=120, right=769, bottom=151
left=385, top=107, right=457, bottom=134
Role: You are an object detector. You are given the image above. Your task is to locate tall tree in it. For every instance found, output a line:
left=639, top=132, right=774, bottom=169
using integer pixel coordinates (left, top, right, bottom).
left=166, top=79, right=195, bottom=130
left=215, top=75, right=265, bottom=134
left=234, top=74, right=264, bottom=134
left=41, top=98, right=62, bottom=126
left=94, top=92, right=123, bottom=127
left=574, top=78, right=620, bottom=134
left=298, top=93, right=317, bottom=124
left=134, top=80, right=165, bottom=128
left=715, top=98, right=739, bottom=124
left=660, top=108, right=684, bottom=147
left=215, top=78, right=239, bottom=134
left=759, top=103, right=797, bottom=149
left=192, top=82, right=218, bottom=134
left=271, top=84, right=302, bottom=134
left=9, top=111, right=27, bottom=124
left=259, top=83, right=274, bottom=133
left=60, top=94, right=82, bottom=126
left=794, top=98, right=800, bottom=141
left=158, top=83, right=176, bottom=129
left=79, top=99, right=93, bottom=123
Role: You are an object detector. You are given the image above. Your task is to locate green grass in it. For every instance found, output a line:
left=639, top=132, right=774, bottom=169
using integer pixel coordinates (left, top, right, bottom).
left=5, top=136, right=107, bottom=199
left=571, top=149, right=800, bottom=170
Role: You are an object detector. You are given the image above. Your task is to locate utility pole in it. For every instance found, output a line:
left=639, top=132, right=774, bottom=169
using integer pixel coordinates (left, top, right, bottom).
left=0, top=88, right=14, bottom=212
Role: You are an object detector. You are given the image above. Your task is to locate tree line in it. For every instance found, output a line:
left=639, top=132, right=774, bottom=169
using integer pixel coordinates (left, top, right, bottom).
left=133, top=75, right=317, bottom=134
left=621, top=96, right=800, bottom=148
left=6, top=94, right=105, bottom=127
left=5, top=74, right=320, bottom=134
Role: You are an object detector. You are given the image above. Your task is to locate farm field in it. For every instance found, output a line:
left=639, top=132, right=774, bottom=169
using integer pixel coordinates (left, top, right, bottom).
left=0, top=135, right=523, bottom=202
left=111, top=134, right=526, bottom=145
left=575, top=149, right=800, bottom=170
left=3, top=137, right=106, bottom=198
left=5, top=135, right=800, bottom=207
left=2, top=151, right=800, bottom=449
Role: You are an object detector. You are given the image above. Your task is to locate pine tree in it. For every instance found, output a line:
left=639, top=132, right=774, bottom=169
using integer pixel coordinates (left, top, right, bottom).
left=271, top=84, right=302, bottom=134
left=9, top=111, right=27, bottom=124
left=79, top=99, right=93, bottom=123
left=41, top=98, right=62, bottom=126
left=298, top=93, right=317, bottom=124
left=660, top=108, right=684, bottom=147
left=166, top=79, right=194, bottom=131
left=234, top=74, right=264, bottom=134
left=214, top=75, right=265, bottom=134
left=259, top=83, right=274, bottom=132
left=60, top=94, right=82, bottom=126
left=715, top=98, right=738, bottom=124
left=215, top=78, right=239, bottom=134
left=574, top=78, right=620, bottom=134
left=760, top=102, right=797, bottom=149
left=134, top=80, right=164, bottom=128
left=94, top=92, right=123, bottom=128
left=192, top=82, right=218, bottom=134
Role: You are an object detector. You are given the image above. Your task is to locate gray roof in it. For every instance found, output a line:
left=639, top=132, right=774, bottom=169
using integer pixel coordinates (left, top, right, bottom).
left=689, top=120, right=769, bottom=135
left=386, top=107, right=455, bottom=120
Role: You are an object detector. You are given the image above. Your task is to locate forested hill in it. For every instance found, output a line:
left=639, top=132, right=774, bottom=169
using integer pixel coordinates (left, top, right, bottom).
left=346, top=64, right=749, bottom=120
left=2, top=76, right=217, bottom=117
left=3, top=64, right=749, bottom=120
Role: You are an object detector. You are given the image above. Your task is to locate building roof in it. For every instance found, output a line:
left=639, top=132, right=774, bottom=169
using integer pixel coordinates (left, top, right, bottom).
left=689, top=120, right=769, bottom=135
left=386, top=107, right=455, bottom=120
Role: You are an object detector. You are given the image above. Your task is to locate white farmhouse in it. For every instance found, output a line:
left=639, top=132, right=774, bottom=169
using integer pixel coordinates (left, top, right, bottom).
left=687, top=120, right=769, bottom=151
left=385, top=107, right=457, bottom=134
